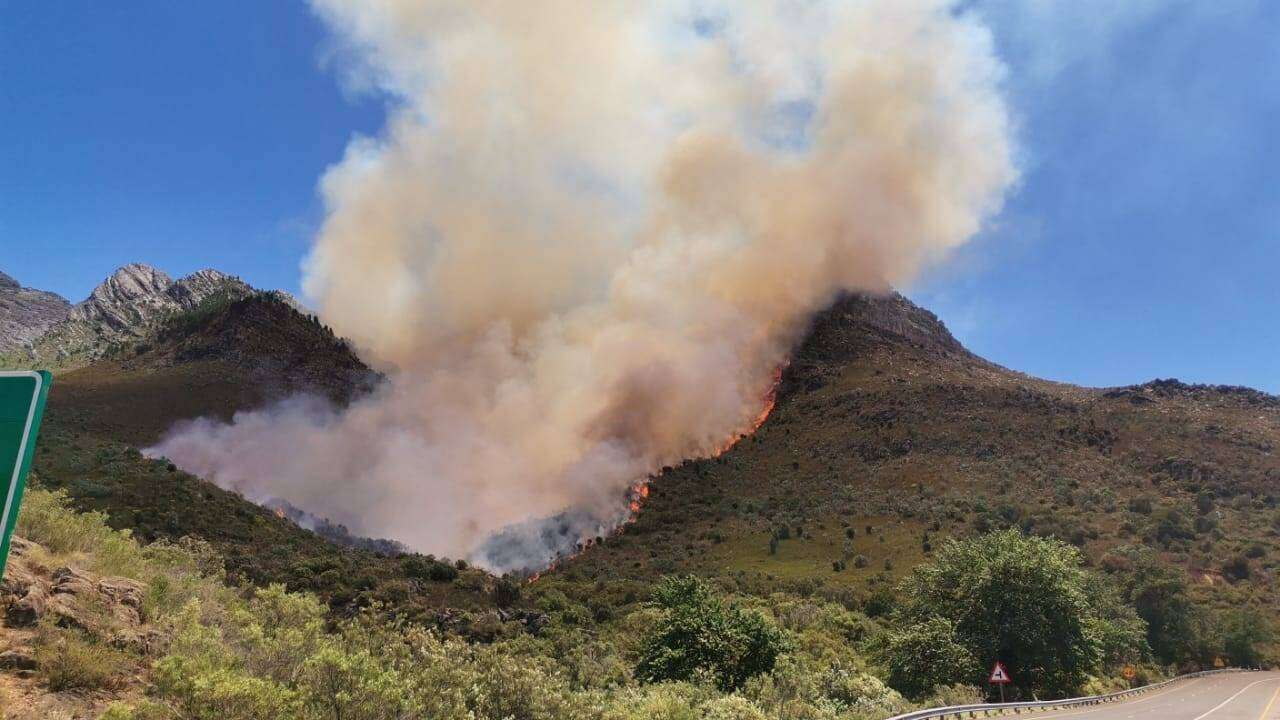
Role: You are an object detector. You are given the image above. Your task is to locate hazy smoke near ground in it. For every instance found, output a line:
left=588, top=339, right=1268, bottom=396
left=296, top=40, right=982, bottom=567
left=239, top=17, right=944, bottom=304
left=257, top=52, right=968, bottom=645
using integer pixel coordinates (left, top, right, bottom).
left=150, top=0, right=1017, bottom=572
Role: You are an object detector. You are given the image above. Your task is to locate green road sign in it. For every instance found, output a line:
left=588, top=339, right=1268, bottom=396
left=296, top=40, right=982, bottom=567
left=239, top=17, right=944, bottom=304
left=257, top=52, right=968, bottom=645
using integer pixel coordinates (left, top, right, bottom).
left=0, top=371, right=51, bottom=579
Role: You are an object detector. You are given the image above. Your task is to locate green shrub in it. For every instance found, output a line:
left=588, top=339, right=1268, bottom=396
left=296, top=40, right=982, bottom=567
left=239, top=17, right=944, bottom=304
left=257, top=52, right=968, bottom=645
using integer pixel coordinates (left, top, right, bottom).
left=635, top=576, right=786, bottom=691
left=1222, top=554, right=1252, bottom=582
left=920, top=684, right=985, bottom=708
left=699, top=694, right=769, bottom=720
left=1221, top=610, right=1273, bottom=667
left=743, top=654, right=906, bottom=719
left=1105, top=546, right=1207, bottom=666
left=470, top=647, right=592, bottom=720
left=301, top=644, right=419, bottom=719
left=16, top=489, right=147, bottom=577
left=154, top=661, right=303, bottom=720
left=1128, top=497, right=1154, bottom=515
left=820, top=665, right=906, bottom=714
left=1151, top=508, right=1195, bottom=547
left=100, top=701, right=177, bottom=720
left=599, top=684, right=705, bottom=720
left=34, top=624, right=133, bottom=691
left=883, top=616, right=977, bottom=698
left=401, top=555, right=459, bottom=582
left=1195, top=491, right=1215, bottom=515
left=863, top=585, right=894, bottom=618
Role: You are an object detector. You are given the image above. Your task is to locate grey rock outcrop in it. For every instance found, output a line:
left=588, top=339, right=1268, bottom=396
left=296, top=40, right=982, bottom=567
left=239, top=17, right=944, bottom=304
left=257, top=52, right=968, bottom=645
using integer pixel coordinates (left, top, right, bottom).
left=0, top=271, right=71, bottom=352
left=166, top=268, right=251, bottom=312
left=69, top=263, right=176, bottom=331
left=1, top=536, right=153, bottom=652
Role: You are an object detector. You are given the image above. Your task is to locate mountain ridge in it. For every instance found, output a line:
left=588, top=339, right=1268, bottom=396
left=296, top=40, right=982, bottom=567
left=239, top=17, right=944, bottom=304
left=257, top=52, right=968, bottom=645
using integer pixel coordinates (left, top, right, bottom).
left=11, top=263, right=1280, bottom=663
left=3, top=263, right=256, bottom=368
left=560, top=286, right=1280, bottom=644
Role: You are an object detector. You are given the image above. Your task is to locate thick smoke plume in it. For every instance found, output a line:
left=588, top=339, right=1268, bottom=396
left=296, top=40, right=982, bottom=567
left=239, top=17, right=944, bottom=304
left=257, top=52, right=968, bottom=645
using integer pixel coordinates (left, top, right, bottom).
left=150, top=0, right=1016, bottom=572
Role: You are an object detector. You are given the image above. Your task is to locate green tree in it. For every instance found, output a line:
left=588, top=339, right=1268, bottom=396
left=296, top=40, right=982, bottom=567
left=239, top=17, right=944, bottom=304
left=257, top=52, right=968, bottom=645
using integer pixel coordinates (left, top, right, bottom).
left=1221, top=610, right=1273, bottom=668
left=1083, top=574, right=1150, bottom=669
left=636, top=576, right=785, bottom=691
left=1103, top=546, right=1204, bottom=666
left=883, top=616, right=979, bottom=698
left=889, top=530, right=1139, bottom=698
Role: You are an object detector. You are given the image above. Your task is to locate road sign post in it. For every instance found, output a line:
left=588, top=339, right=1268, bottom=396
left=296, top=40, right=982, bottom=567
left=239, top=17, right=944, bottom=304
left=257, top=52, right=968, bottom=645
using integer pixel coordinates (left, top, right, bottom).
left=0, top=371, right=52, bottom=579
left=989, top=661, right=1012, bottom=703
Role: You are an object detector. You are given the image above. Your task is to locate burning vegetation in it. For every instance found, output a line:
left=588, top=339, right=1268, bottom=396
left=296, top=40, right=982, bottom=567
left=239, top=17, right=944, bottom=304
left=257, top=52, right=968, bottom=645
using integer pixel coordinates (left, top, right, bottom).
left=151, top=0, right=1015, bottom=574
left=528, top=366, right=783, bottom=581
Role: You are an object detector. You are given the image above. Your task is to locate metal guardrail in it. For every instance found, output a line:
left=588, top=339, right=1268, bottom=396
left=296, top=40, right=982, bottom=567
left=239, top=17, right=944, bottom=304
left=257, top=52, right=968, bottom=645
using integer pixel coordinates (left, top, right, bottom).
left=885, top=668, right=1255, bottom=720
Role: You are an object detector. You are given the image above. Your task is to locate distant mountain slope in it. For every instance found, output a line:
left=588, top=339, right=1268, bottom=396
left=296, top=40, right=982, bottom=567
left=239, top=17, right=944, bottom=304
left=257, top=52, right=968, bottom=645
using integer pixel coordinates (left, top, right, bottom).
left=55, top=291, right=377, bottom=446
left=0, top=271, right=71, bottom=352
left=3, top=264, right=254, bottom=369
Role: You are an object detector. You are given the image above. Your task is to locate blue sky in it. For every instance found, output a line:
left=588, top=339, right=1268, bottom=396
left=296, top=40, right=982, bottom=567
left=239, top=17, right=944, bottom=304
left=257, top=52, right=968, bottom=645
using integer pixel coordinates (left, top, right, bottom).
left=2, top=2, right=1277, bottom=393
left=910, top=1, right=1280, bottom=392
left=1, top=2, right=382, bottom=298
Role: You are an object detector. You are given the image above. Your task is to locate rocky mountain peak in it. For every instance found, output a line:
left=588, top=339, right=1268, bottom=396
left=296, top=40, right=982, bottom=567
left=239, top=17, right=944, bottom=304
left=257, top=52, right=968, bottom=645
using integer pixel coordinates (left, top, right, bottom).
left=184, top=268, right=231, bottom=284
left=71, top=264, right=177, bottom=332
left=778, top=290, right=971, bottom=398
left=68, top=264, right=256, bottom=336
left=168, top=269, right=249, bottom=307
left=0, top=271, right=20, bottom=291
left=107, top=262, right=172, bottom=292
left=5, top=263, right=258, bottom=368
left=797, top=291, right=966, bottom=364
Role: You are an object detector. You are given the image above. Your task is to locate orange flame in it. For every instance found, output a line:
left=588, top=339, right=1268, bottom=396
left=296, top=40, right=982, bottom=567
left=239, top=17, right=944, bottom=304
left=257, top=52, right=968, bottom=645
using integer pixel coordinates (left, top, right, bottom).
left=526, top=365, right=783, bottom=584
left=711, top=365, right=783, bottom=456
left=628, top=484, right=650, bottom=514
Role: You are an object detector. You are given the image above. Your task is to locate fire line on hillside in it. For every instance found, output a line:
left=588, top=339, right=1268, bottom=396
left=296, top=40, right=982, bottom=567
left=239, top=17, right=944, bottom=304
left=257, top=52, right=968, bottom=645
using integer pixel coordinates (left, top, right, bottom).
left=529, top=366, right=784, bottom=582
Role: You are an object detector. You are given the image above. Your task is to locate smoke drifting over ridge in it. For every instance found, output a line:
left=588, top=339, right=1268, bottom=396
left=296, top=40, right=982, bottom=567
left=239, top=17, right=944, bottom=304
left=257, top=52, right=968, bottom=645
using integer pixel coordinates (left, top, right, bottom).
left=150, top=0, right=1016, bottom=572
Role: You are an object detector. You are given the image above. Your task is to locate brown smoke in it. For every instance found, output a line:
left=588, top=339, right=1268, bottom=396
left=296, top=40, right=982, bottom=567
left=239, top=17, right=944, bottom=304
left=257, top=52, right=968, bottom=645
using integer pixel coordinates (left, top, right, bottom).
left=150, top=0, right=1016, bottom=571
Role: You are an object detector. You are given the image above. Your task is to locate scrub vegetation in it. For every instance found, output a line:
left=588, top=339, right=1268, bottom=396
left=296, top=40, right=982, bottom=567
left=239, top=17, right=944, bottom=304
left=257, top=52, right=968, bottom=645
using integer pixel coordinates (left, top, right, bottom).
left=7, top=486, right=1272, bottom=720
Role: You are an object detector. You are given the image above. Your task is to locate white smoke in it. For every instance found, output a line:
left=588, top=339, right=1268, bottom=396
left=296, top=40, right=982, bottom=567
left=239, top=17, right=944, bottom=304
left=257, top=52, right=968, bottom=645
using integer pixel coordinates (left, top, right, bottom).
left=150, top=0, right=1017, bottom=572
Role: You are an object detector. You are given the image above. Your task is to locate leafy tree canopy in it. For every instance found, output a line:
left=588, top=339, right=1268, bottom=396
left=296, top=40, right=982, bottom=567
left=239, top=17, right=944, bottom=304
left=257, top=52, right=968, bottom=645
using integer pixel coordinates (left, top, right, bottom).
left=1102, top=545, right=1206, bottom=667
left=635, top=576, right=786, bottom=691
left=886, top=529, right=1147, bottom=699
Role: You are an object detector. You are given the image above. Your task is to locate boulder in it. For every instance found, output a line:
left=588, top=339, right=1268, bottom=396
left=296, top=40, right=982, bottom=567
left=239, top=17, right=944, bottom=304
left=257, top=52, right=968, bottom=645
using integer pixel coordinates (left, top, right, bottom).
left=0, top=648, right=37, bottom=671
left=0, top=537, right=149, bottom=638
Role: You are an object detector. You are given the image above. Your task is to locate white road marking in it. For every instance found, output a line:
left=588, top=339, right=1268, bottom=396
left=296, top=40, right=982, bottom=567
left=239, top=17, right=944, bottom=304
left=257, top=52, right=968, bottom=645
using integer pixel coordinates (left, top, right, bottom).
left=1192, top=678, right=1280, bottom=720
left=1031, top=679, right=1209, bottom=720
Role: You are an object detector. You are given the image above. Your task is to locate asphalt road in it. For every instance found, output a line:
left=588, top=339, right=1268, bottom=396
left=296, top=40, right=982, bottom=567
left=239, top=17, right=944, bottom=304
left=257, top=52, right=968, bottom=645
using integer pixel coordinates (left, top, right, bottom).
left=1027, top=673, right=1280, bottom=720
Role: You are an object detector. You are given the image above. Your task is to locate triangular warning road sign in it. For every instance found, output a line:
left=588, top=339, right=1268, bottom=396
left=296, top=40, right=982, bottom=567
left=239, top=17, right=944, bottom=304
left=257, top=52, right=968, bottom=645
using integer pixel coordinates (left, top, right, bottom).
left=989, top=661, right=1012, bottom=684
